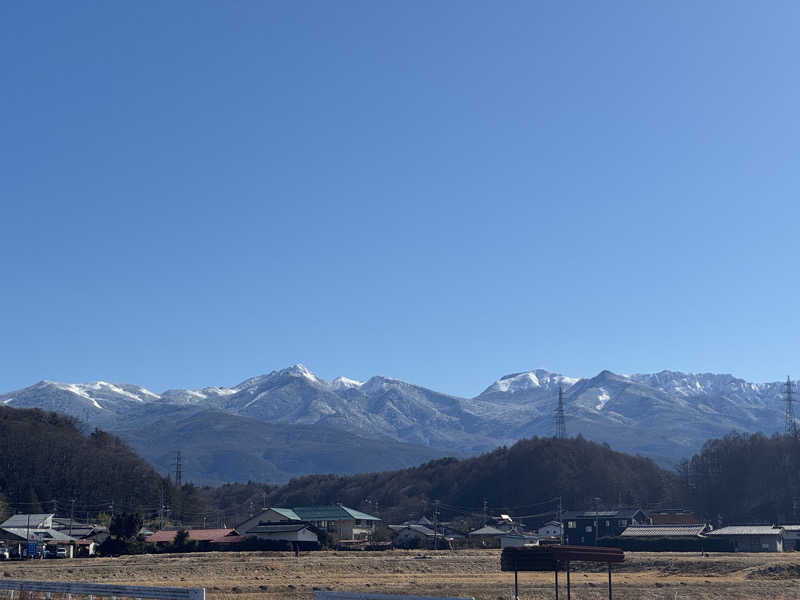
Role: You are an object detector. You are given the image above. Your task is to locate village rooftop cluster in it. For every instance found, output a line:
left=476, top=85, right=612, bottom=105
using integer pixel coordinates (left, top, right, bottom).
left=2, top=503, right=799, bottom=559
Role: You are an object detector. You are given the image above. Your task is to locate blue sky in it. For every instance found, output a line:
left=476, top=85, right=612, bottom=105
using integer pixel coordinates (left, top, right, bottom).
left=2, top=1, right=800, bottom=397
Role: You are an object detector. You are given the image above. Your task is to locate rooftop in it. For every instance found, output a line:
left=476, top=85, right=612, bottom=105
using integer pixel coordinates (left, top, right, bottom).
left=469, top=525, right=513, bottom=536
left=291, top=505, right=380, bottom=522
left=706, top=526, right=782, bottom=536
left=1, top=514, right=54, bottom=529
left=620, top=525, right=707, bottom=537
left=388, top=524, right=436, bottom=537
left=1, top=528, right=75, bottom=541
left=248, top=523, right=314, bottom=534
left=145, top=528, right=239, bottom=543
left=561, top=508, right=645, bottom=519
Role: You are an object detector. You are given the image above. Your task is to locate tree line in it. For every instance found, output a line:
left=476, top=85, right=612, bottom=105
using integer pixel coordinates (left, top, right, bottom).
left=3, top=405, right=799, bottom=530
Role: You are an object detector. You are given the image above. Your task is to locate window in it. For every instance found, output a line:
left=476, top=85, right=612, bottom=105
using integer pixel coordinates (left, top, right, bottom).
left=605, top=520, right=610, bottom=527
left=618, top=520, right=627, bottom=526
left=567, top=521, right=576, bottom=529
left=585, top=525, right=592, bottom=533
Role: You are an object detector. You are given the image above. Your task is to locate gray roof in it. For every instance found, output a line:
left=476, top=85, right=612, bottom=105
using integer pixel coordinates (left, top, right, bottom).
left=292, top=505, right=380, bottom=522
left=707, top=526, right=782, bottom=536
left=780, top=525, right=800, bottom=531
left=248, top=523, right=314, bottom=534
left=2, top=528, right=75, bottom=542
left=469, top=525, right=512, bottom=536
left=389, top=524, right=436, bottom=537
left=621, top=525, right=707, bottom=537
left=1, top=514, right=54, bottom=529
left=561, top=508, right=645, bottom=519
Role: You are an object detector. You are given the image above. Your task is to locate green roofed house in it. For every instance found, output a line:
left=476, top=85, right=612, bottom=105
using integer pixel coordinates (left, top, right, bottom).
left=237, top=504, right=381, bottom=541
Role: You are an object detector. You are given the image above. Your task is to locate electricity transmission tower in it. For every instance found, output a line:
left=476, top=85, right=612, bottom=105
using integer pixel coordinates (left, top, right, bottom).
left=175, top=451, right=182, bottom=487
left=786, top=377, right=797, bottom=438
left=554, top=386, right=567, bottom=439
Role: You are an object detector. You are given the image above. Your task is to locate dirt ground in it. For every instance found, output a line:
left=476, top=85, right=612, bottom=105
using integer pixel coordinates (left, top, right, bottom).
left=3, top=550, right=800, bottom=600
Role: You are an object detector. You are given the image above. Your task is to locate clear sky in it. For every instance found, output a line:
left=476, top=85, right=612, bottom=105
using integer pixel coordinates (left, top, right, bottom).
left=2, top=1, right=800, bottom=398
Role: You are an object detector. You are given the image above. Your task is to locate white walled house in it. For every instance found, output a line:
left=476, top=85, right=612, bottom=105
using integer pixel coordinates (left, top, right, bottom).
left=538, top=521, right=563, bottom=538
left=238, top=505, right=380, bottom=541
left=246, top=523, right=319, bottom=544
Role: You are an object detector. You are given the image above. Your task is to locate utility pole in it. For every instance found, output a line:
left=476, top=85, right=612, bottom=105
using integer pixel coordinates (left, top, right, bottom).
left=69, top=498, right=75, bottom=537
left=557, top=497, right=563, bottom=545
left=482, top=498, right=488, bottom=526
left=433, top=500, right=441, bottom=551
left=175, top=451, right=182, bottom=488
left=555, top=386, right=567, bottom=439
left=592, top=497, right=601, bottom=546
left=786, top=377, right=797, bottom=438
left=159, top=488, right=166, bottom=530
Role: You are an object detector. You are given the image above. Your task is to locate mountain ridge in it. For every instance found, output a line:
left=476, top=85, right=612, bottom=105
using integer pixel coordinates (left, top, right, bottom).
left=0, top=365, right=791, bottom=476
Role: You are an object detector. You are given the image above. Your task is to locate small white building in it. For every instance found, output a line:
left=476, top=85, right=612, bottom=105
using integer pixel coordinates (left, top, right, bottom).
left=706, top=526, right=784, bottom=552
left=778, top=525, right=800, bottom=551
left=246, top=523, right=318, bottom=544
left=238, top=505, right=380, bottom=541
left=538, top=520, right=563, bottom=538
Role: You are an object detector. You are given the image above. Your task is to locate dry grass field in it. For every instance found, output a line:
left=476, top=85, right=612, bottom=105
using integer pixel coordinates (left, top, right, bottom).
left=3, top=550, right=800, bottom=600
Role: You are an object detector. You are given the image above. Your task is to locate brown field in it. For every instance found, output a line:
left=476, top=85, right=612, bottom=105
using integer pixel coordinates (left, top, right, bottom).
left=3, top=550, right=800, bottom=600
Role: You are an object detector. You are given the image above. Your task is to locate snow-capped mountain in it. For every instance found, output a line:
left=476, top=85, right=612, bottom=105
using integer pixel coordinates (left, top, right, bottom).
left=480, top=369, right=579, bottom=398
left=0, top=380, right=159, bottom=427
left=0, top=364, right=792, bottom=473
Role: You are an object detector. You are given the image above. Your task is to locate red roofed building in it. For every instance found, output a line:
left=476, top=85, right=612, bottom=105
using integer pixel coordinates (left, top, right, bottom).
left=145, top=528, right=240, bottom=544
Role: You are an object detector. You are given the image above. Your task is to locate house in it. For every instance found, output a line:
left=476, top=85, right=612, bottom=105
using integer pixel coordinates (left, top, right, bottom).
left=706, top=526, right=784, bottom=552
left=779, top=525, right=800, bottom=551
left=537, top=520, right=563, bottom=539
left=468, top=525, right=515, bottom=548
left=0, top=526, right=77, bottom=558
left=51, top=517, right=109, bottom=544
left=238, top=505, right=380, bottom=541
left=389, top=524, right=437, bottom=548
left=145, top=528, right=242, bottom=545
left=561, top=508, right=649, bottom=546
left=1, top=514, right=55, bottom=529
left=245, top=522, right=319, bottom=544
left=0, top=514, right=106, bottom=557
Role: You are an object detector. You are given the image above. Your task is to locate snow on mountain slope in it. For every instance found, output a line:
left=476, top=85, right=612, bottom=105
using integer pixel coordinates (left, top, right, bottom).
left=331, top=376, right=363, bottom=390
left=0, top=380, right=160, bottom=427
left=0, top=365, right=793, bottom=471
left=480, top=369, right=578, bottom=397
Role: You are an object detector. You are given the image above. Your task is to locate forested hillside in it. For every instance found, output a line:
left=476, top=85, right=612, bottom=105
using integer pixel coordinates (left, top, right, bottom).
left=247, top=435, right=679, bottom=525
left=7, top=403, right=799, bottom=531
left=0, top=407, right=170, bottom=519
left=677, top=432, right=800, bottom=525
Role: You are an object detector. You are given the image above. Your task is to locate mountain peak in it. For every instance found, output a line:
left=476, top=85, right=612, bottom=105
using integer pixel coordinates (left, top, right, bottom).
left=331, top=376, right=363, bottom=390
left=284, top=363, right=321, bottom=382
left=480, top=369, right=578, bottom=396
